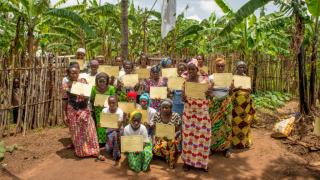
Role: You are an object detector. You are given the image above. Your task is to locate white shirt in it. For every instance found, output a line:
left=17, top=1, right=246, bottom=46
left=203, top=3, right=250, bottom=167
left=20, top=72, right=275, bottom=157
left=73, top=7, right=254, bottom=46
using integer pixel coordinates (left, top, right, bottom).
left=208, top=74, right=230, bottom=98
left=123, top=124, right=149, bottom=143
left=137, top=106, right=157, bottom=126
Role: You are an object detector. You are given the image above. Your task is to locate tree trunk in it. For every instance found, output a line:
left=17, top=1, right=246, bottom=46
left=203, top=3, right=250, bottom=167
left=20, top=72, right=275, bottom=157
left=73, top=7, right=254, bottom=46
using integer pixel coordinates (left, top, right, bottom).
left=9, top=16, right=22, bottom=64
left=143, top=12, right=148, bottom=54
left=298, top=44, right=310, bottom=115
left=120, top=0, right=129, bottom=60
left=26, top=26, right=35, bottom=64
left=309, top=17, right=319, bottom=108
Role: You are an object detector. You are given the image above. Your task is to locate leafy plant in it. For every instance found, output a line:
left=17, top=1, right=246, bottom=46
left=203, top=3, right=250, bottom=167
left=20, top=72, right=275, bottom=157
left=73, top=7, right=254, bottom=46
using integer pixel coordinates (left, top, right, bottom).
left=252, top=91, right=292, bottom=110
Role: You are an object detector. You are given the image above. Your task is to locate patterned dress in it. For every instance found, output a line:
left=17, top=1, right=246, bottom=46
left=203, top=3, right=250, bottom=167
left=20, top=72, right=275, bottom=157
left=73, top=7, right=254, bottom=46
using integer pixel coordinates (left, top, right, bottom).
left=209, top=95, right=233, bottom=152
left=153, top=112, right=182, bottom=168
left=90, top=86, right=116, bottom=144
left=181, top=80, right=211, bottom=169
left=143, top=78, right=167, bottom=110
left=62, top=80, right=99, bottom=157
left=231, top=89, right=255, bottom=148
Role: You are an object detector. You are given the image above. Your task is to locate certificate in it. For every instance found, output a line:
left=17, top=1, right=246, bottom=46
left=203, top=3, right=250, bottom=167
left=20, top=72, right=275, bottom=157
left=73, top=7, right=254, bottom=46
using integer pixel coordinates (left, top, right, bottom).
left=212, top=73, right=233, bottom=87
left=155, top=123, right=175, bottom=139
left=118, top=102, right=136, bottom=113
left=87, top=76, right=96, bottom=86
left=185, top=82, right=208, bottom=99
left=138, top=109, right=148, bottom=123
left=233, top=75, right=251, bottom=89
left=168, top=77, right=185, bottom=90
left=94, top=94, right=109, bottom=107
left=121, top=135, right=144, bottom=153
left=100, top=113, right=119, bottom=128
left=136, top=68, right=150, bottom=79
left=70, top=59, right=85, bottom=70
left=162, top=68, right=178, bottom=77
left=150, top=87, right=167, bottom=99
left=99, top=65, right=119, bottom=77
left=70, top=82, right=92, bottom=97
left=122, top=74, right=139, bottom=87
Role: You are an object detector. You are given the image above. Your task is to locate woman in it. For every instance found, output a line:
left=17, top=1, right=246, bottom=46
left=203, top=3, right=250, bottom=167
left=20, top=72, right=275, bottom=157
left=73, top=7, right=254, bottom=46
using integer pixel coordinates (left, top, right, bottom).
left=143, top=65, right=167, bottom=110
left=171, top=63, right=187, bottom=116
left=62, top=65, right=104, bottom=160
left=208, top=58, right=233, bottom=158
left=138, top=93, right=156, bottom=135
left=181, top=62, right=211, bottom=172
left=196, top=54, right=208, bottom=77
left=102, top=96, right=124, bottom=161
left=136, top=55, right=151, bottom=69
left=123, top=111, right=153, bottom=172
left=153, top=99, right=182, bottom=169
left=90, top=72, right=116, bottom=145
left=231, top=61, right=255, bottom=148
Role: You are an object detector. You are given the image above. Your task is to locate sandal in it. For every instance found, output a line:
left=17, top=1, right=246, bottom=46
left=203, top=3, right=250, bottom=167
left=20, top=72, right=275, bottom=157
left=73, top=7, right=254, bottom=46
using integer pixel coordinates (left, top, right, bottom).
left=66, top=144, right=74, bottom=149
left=224, top=150, right=231, bottom=158
left=183, top=164, right=190, bottom=171
left=97, top=155, right=106, bottom=161
left=203, top=167, right=209, bottom=172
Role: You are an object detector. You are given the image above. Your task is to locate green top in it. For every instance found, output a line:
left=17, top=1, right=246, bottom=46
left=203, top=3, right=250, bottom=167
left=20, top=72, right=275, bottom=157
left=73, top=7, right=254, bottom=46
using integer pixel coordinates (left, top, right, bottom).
left=91, top=85, right=116, bottom=104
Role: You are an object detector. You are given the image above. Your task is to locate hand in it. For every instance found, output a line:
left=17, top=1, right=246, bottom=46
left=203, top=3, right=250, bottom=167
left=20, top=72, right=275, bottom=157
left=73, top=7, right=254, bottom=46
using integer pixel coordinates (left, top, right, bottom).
left=118, top=121, right=122, bottom=129
left=63, top=115, right=69, bottom=126
left=199, top=69, right=206, bottom=75
left=143, top=122, right=149, bottom=128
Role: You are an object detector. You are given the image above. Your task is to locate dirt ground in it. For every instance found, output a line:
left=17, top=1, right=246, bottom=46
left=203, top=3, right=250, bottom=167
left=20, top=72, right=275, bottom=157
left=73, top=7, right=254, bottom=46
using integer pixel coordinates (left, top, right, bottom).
left=0, top=101, right=320, bottom=180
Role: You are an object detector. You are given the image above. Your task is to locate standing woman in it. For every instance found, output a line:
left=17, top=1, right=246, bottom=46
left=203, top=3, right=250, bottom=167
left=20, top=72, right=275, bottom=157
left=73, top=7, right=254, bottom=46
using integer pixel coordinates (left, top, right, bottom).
left=136, top=55, right=151, bottom=69
left=142, top=65, right=167, bottom=111
left=181, top=62, right=211, bottom=172
left=208, top=58, right=233, bottom=158
left=153, top=99, right=182, bottom=169
left=231, top=61, right=255, bottom=148
left=62, top=65, right=104, bottom=160
left=90, top=72, right=116, bottom=145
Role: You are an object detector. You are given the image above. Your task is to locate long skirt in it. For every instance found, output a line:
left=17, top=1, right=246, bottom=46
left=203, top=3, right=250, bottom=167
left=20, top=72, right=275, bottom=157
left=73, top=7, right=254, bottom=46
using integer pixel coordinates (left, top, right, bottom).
left=181, top=98, right=211, bottom=169
left=105, top=129, right=122, bottom=160
left=209, top=95, right=233, bottom=152
left=127, top=142, right=153, bottom=172
left=231, top=90, right=255, bottom=148
left=153, top=136, right=181, bottom=168
left=67, top=105, right=100, bottom=157
left=93, top=106, right=106, bottom=144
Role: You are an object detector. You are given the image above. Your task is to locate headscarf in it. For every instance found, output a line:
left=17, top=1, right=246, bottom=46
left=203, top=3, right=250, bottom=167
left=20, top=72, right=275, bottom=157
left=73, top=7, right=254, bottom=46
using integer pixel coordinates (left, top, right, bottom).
left=215, top=58, right=226, bottom=65
left=139, top=93, right=151, bottom=107
left=151, top=65, right=161, bottom=73
left=127, top=91, right=138, bottom=101
left=188, top=58, right=198, bottom=67
left=77, top=48, right=86, bottom=54
left=129, top=110, right=142, bottom=123
left=160, top=98, right=173, bottom=108
left=236, top=60, right=246, bottom=67
left=160, top=57, right=172, bottom=67
left=95, top=72, right=109, bottom=92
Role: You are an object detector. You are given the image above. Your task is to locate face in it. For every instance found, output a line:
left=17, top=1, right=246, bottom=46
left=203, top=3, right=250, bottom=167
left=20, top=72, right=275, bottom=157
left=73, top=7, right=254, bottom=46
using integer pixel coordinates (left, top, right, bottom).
left=131, top=116, right=142, bottom=130
left=161, top=103, right=172, bottom=116
left=140, top=99, right=148, bottom=109
left=150, top=71, right=160, bottom=80
left=196, top=55, right=204, bottom=66
left=237, top=64, right=247, bottom=75
left=215, top=62, right=225, bottom=73
left=108, top=97, right=118, bottom=112
left=177, top=65, right=186, bottom=76
left=115, top=57, right=123, bottom=67
left=90, top=63, right=99, bottom=74
left=13, top=78, right=20, bottom=88
left=124, top=63, right=133, bottom=74
left=76, top=52, right=85, bottom=60
left=97, top=77, right=108, bottom=89
left=140, top=56, right=148, bottom=66
left=69, top=67, right=79, bottom=81
left=127, top=96, right=136, bottom=103
left=96, top=57, right=104, bottom=65
left=188, top=64, right=198, bottom=78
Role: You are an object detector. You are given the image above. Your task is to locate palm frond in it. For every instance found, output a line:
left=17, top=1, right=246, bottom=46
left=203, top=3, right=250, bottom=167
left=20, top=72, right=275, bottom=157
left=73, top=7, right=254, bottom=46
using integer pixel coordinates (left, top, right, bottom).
left=214, top=0, right=233, bottom=14
left=53, top=0, right=69, bottom=8
left=220, top=0, right=272, bottom=35
left=52, top=26, right=81, bottom=40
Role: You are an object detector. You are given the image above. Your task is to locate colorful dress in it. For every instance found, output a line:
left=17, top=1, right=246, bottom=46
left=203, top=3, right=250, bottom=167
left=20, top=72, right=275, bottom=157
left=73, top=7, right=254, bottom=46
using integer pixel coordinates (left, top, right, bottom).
left=209, top=94, right=233, bottom=152
left=90, top=86, right=116, bottom=144
left=62, top=80, right=99, bottom=157
left=143, top=78, right=167, bottom=110
left=231, top=89, right=255, bottom=148
left=181, top=80, right=211, bottom=169
left=153, top=112, right=182, bottom=168
left=123, top=124, right=153, bottom=172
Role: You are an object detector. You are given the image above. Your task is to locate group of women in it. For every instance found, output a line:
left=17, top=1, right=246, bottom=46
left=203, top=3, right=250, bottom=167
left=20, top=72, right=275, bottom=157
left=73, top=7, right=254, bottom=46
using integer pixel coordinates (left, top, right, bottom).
left=62, top=49, right=256, bottom=173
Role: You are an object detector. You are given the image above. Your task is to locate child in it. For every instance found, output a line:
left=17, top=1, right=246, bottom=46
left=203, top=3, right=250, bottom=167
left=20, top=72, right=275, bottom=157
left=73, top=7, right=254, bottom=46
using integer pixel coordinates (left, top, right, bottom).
left=138, top=93, right=156, bottom=136
left=171, top=63, right=187, bottom=116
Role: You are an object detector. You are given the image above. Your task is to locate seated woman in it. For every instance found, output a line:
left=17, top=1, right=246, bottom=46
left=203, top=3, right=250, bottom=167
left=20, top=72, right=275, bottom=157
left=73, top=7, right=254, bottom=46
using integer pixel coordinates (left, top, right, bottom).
left=123, top=111, right=153, bottom=173
left=152, top=99, right=182, bottom=169
left=231, top=60, right=255, bottom=149
left=138, top=93, right=156, bottom=136
left=102, top=96, right=124, bottom=161
left=90, top=72, right=116, bottom=145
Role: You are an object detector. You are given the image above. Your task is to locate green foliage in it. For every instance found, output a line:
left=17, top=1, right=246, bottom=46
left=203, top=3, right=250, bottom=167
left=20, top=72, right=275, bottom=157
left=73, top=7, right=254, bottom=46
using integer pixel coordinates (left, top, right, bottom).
left=252, top=91, right=292, bottom=110
left=306, top=0, right=320, bottom=17
left=214, top=0, right=233, bottom=14
left=0, top=141, right=5, bottom=162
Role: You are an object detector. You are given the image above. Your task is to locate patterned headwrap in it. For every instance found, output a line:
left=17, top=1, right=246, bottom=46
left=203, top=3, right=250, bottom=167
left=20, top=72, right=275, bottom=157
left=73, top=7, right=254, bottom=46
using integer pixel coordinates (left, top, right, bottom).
left=139, top=93, right=151, bottom=107
left=236, top=60, right=246, bottom=67
left=129, top=110, right=142, bottom=123
left=215, top=58, right=226, bottom=65
left=188, top=58, right=198, bottom=67
left=76, top=48, right=86, bottom=54
left=160, top=98, right=173, bottom=107
left=127, top=91, right=138, bottom=101
left=160, top=57, right=172, bottom=67
left=151, top=65, right=161, bottom=73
